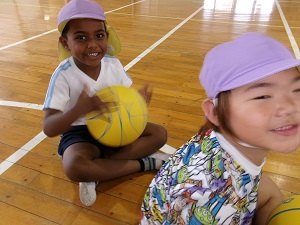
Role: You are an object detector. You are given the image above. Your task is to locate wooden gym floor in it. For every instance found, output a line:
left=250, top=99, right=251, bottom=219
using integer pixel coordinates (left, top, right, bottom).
left=0, top=0, right=300, bottom=224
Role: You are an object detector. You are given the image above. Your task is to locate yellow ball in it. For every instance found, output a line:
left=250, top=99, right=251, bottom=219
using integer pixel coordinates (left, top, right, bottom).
left=86, top=86, right=148, bottom=147
left=268, top=195, right=300, bottom=225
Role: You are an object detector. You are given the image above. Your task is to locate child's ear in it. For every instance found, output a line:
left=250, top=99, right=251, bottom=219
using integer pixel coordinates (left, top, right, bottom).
left=202, top=98, right=219, bottom=126
left=59, top=36, right=69, bottom=51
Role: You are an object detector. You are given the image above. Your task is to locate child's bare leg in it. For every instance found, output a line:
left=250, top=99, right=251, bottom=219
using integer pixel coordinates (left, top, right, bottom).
left=62, top=142, right=141, bottom=182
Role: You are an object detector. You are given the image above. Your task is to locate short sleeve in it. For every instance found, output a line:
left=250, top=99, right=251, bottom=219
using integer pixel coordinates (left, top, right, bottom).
left=43, top=69, right=70, bottom=111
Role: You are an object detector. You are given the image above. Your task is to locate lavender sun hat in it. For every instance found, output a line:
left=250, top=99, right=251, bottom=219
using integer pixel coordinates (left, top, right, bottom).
left=200, top=32, right=300, bottom=99
left=57, top=0, right=121, bottom=61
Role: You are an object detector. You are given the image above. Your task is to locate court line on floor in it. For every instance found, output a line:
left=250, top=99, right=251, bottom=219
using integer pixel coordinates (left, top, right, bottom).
left=124, top=6, right=204, bottom=70
left=0, top=4, right=204, bottom=175
left=0, top=101, right=43, bottom=110
left=0, top=132, right=47, bottom=175
left=275, top=0, right=300, bottom=58
left=0, top=30, right=57, bottom=51
left=0, top=0, right=145, bottom=51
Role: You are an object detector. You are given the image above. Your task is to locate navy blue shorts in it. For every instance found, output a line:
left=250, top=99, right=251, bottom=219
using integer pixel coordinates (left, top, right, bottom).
left=58, top=125, right=107, bottom=157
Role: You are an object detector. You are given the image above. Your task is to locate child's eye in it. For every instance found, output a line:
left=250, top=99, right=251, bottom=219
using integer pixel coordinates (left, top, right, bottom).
left=76, top=35, right=86, bottom=41
left=253, top=95, right=270, bottom=100
left=293, top=88, right=300, bottom=93
left=96, top=33, right=105, bottom=39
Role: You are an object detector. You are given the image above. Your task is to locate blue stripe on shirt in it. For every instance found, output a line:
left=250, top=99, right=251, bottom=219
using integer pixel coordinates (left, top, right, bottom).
left=44, top=61, right=71, bottom=108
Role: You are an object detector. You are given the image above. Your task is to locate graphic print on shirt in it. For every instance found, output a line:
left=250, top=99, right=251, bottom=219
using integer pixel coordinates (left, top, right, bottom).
left=140, top=130, right=262, bottom=225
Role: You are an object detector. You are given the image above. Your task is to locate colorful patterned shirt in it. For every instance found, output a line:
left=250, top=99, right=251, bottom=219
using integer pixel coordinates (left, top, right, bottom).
left=140, top=129, right=265, bottom=225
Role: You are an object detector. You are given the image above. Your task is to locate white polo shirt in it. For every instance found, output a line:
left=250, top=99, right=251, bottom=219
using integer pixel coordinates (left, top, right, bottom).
left=44, top=55, right=132, bottom=125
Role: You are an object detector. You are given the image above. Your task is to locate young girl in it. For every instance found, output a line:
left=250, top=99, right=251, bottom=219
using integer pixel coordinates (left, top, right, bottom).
left=43, top=0, right=167, bottom=207
left=140, top=32, right=300, bottom=225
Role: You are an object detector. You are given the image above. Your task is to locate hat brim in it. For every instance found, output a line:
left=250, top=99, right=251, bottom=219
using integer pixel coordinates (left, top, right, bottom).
left=106, top=26, right=121, bottom=56
left=58, top=41, right=71, bottom=62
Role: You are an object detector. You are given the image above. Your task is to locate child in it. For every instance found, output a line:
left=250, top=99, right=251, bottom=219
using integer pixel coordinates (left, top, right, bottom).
left=43, top=0, right=167, bottom=207
left=140, top=32, right=300, bottom=225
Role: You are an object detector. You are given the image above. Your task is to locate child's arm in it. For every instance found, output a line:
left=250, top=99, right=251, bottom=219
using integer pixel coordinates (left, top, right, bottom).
left=252, top=173, right=283, bottom=225
left=43, top=88, right=106, bottom=137
left=138, top=84, right=152, bottom=105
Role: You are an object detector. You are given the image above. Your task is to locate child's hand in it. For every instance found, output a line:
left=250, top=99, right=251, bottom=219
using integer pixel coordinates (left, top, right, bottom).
left=75, top=85, right=114, bottom=116
left=138, top=84, right=152, bottom=105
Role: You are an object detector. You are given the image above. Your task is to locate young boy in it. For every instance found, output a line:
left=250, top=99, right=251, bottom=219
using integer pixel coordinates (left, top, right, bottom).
left=43, top=0, right=167, bottom=206
left=140, top=32, right=300, bottom=224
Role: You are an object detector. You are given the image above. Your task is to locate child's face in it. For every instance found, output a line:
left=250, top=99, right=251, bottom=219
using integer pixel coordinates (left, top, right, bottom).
left=61, top=18, right=108, bottom=72
left=227, top=67, right=300, bottom=154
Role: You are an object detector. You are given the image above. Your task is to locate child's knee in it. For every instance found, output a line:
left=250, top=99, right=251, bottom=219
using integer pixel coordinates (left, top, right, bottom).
left=63, top=159, right=90, bottom=182
left=155, top=125, right=168, bottom=146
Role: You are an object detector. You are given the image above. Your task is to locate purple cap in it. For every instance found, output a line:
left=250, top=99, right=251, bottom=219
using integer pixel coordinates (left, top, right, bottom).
left=199, top=32, right=300, bottom=99
left=58, top=0, right=106, bottom=33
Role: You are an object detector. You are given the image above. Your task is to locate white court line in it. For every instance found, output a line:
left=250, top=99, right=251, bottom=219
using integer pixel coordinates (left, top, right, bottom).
left=124, top=6, right=204, bottom=71
left=0, top=100, right=43, bottom=110
left=0, top=1, right=145, bottom=51
left=0, top=132, right=47, bottom=175
left=0, top=3, right=205, bottom=175
left=275, top=0, right=300, bottom=59
left=0, top=30, right=57, bottom=51
left=105, top=0, right=146, bottom=13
